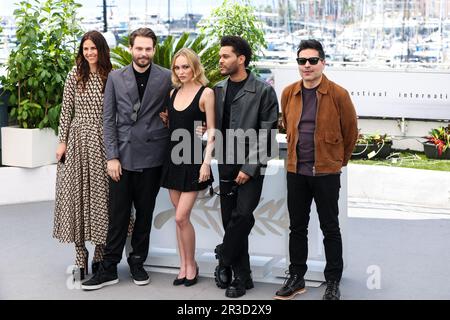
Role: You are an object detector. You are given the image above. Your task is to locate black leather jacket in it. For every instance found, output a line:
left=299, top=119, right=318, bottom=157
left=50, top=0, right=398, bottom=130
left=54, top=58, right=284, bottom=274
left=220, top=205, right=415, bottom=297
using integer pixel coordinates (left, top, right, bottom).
left=214, top=71, right=279, bottom=177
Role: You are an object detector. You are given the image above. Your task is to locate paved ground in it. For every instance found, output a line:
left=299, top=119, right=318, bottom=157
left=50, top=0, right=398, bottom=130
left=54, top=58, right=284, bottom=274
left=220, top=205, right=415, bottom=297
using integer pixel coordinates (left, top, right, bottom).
left=1, top=201, right=449, bottom=300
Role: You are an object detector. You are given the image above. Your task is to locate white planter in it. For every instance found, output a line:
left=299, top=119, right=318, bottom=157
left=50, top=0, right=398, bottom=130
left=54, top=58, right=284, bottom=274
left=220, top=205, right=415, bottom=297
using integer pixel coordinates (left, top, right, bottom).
left=0, top=165, right=56, bottom=205
left=1, top=126, right=58, bottom=168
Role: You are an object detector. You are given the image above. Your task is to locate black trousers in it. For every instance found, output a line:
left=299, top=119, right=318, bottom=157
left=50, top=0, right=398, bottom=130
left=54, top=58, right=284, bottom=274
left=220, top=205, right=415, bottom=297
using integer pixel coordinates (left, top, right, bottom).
left=218, top=164, right=264, bottom=278
left=287, top=172, right=343, bottom=282
left=103, top=167, right=162, bottom=268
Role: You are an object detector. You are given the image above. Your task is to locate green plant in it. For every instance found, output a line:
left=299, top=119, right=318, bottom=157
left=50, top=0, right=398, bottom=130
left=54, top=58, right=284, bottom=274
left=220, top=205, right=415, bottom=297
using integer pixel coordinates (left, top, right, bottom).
left=0, top=22, right=6, bottom=68
left=199, top=0, right=267, bottom=60
left=109, top=36, right=131, bottom=69
left=0, top=0, right=83, bottom=133
left=424, top=125, right=450, bottom=156
left=352, top=132, right=392, bottom=159
left=350, top=151, right=450, bottom=172
left=356, top=133, right=392, bottom=145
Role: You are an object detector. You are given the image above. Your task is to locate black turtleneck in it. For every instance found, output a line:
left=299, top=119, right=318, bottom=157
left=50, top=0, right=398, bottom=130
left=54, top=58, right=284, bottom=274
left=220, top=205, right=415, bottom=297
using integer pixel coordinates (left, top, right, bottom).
left=222, top=75, right=248, bottom=131
left=133, top=64, right=151, bottom=102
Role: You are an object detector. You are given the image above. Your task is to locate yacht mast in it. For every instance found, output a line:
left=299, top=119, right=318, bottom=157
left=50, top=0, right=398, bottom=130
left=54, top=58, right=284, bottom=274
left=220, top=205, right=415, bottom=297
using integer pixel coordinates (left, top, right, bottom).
left=168, top=0, right=171, bottom=34
left=103, top=0, right=107, bottom=32
left=145, top=0, right=149, bottom=25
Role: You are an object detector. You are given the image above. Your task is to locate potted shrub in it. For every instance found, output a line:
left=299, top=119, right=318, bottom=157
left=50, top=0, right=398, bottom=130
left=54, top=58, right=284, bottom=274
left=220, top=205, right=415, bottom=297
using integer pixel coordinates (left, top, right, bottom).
left=423, top=125, right=450, bottom=159
left=352, top=132, right=393, bottom=160
left=0, top=0, right=83, bottom=168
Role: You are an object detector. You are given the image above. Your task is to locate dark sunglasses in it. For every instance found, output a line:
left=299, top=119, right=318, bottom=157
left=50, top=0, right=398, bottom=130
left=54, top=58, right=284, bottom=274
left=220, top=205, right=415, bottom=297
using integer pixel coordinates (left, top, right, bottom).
left=131, top=102, right=141, bottom=122
left=296, top=57, right=323, bottom=65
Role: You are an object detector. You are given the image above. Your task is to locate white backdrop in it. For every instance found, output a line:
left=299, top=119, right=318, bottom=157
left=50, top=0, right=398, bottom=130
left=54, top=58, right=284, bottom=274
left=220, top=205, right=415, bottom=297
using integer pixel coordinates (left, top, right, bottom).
left=268, top=64, right=450, bottom=120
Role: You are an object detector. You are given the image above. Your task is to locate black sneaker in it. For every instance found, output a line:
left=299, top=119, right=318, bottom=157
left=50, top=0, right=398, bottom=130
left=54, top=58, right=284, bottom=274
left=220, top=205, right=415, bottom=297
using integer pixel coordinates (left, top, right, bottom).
left=214, top=244, right=232, bottom=289
left=81, top=264, right=119, bottom=291
left=225, top=276, right=254, bottom=298
left=130, top=264, right=150, bottom=286
left=322, top=280, right=341, bottom=300
left=273, top=272, right=306, bottom=300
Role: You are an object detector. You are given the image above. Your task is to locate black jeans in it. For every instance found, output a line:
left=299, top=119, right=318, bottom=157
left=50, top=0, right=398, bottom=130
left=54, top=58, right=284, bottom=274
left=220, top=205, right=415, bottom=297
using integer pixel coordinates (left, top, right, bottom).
left=103, top=167, right=162, bottom=269
left=287, top=172, right=343, bottom=282
left=218, top=164, right=264, bottom=278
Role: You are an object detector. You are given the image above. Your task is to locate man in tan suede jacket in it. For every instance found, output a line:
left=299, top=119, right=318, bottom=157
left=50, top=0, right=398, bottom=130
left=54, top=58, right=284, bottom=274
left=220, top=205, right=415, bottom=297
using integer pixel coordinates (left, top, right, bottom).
left=274, top=40, right=358, bottom=301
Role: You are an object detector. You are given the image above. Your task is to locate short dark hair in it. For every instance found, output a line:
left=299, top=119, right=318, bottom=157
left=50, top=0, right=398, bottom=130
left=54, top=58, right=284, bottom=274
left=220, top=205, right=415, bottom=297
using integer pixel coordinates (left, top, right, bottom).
left=297, top=39, right=325, bottom=59
left=129, top=28, right=157, bottom=47
left=220, top=36, right=252, bottom=67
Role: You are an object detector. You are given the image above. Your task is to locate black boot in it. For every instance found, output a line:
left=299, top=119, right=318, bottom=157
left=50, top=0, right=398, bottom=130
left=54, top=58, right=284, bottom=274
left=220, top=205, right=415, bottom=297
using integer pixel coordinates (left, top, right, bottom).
left=273, top=272, right=306, bottom=300
left=214, top=244, right=232, bottom=289
left=225, top=275, right=254, bottom=298
left=322, top=280, right=341, bottom=300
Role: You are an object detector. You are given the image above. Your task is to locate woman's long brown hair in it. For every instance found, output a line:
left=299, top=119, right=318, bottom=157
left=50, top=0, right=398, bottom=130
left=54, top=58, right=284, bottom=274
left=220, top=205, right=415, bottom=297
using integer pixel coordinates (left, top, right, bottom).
left=75, top=30, right=112, bottom=92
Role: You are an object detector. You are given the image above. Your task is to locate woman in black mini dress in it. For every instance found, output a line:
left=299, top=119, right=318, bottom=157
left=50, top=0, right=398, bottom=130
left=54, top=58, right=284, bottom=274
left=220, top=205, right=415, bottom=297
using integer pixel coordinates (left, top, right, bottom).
left=160, top=48, right=215, bottom=286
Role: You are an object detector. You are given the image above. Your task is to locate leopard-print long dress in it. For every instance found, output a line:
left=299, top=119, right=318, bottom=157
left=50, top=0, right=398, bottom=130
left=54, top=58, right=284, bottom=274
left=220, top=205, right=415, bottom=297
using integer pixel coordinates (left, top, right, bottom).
left=53, top=67, right=109, bottom=245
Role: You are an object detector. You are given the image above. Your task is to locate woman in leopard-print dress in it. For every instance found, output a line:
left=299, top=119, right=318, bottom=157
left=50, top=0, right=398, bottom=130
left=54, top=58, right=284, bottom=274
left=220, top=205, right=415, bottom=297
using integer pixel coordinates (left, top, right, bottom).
left=53, top=31, right=112, bottom=280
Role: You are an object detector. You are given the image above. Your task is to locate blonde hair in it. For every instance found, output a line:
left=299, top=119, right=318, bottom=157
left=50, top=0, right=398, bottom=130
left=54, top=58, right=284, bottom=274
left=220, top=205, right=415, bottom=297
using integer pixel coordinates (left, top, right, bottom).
left=171, top=48, right=209, bottom=88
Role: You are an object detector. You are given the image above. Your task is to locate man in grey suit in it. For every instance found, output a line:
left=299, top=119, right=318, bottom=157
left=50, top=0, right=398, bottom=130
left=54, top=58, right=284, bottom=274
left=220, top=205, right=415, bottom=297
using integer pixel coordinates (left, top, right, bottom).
left=82, top=28, right=171, bottom=290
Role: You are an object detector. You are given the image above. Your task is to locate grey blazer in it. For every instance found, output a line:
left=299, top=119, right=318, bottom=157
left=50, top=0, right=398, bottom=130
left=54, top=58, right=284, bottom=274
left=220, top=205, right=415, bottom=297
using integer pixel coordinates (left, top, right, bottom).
left=215, top=71, right=279, bottom=177
left=103, top=64, right=172, bottom=171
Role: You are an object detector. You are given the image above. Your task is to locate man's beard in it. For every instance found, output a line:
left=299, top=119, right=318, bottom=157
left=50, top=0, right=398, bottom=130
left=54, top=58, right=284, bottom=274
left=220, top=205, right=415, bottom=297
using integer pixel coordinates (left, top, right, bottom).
left=133, top=55, right=152, bottom=68
left=220, top=64, right=238, bottom=76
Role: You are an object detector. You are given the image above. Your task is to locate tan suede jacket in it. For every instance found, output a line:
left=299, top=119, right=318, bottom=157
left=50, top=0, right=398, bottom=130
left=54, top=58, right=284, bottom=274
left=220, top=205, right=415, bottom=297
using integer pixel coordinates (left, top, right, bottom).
left=281, top=74, right=358, bottom=174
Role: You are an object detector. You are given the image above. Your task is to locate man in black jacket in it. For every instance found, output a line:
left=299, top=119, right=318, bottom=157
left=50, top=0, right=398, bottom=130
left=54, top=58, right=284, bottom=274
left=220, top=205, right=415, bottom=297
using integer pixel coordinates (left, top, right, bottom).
left=213, top=36, right=279, bottom=298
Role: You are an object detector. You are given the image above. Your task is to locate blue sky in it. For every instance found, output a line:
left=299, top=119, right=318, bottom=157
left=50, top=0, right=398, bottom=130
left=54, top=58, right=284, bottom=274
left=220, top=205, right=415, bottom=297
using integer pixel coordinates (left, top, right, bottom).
left=2, top=0, right=273, bottom=19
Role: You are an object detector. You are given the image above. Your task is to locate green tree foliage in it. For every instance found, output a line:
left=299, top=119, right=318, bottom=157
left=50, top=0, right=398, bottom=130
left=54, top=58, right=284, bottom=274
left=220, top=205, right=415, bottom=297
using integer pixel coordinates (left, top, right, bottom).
left=0, top=0, right=83, bottom=133
left=200, top=0, right=267, bottom=60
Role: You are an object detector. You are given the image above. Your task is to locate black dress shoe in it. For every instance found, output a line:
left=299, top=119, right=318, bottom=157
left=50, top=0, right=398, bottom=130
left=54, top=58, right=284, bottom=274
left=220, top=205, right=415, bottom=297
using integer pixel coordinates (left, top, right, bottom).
left=173, top=276, right=186, bottom=286
left=225, top=276, right=254, bottom=298
left=184, top=265, right=199, bottom=287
